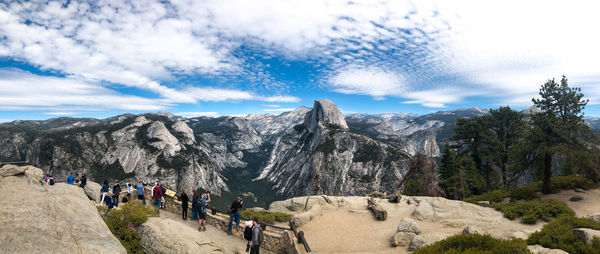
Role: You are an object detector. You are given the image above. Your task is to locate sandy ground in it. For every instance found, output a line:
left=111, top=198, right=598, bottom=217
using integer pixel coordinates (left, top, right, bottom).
left=158, top=210, right=274, bottom=254
left=543, top=188, right=600, bottom=217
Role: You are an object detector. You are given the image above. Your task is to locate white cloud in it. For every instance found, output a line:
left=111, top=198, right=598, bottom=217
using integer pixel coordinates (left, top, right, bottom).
left=329, top=67, right=405, bottom=99
left=175, top=112, right=219, bottom=118
left=263, top=108, right=297, bottom=112
left=402, top=88, right=484, bottom=108
left=43, top=112, right=80, bottom=116
left=263, top=104, right=281, bottom=108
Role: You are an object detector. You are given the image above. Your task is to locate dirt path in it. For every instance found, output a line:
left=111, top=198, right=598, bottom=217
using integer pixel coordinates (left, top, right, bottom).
left=542, top=188, right=600, bottom=217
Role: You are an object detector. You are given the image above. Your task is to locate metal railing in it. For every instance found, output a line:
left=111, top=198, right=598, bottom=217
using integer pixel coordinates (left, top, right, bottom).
left=0, top=161, right=29, bottom=167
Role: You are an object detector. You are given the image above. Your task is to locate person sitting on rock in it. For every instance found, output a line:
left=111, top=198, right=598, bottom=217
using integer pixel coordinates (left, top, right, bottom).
left=122, top=193, right=130, bottom=204
left=66, top=173, right=74, bottom=185
left=79, top=173, right=87, bottom=188
left=105, top=191, right=115, bottom=210
left=228, top=197, right=243, bottom=235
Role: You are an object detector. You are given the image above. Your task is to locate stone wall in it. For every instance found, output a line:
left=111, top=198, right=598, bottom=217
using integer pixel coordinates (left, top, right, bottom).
left=143, top=186, right=300, bottom=254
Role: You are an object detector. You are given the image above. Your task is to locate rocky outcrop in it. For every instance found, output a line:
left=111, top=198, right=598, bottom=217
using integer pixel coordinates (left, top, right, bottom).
left=573, top=228, right=600, bottom=245
left=527, top=245, right=569, bottom=254
left=84, top=181, right=102, bottom=203
left=304, top=99, right=349, bottom=132
left=588, top=214, right=600, bottom=224
left=0, top=165, right=126, bottom=253
left=393, top=218, right=421, bottom=247
left=139, top=217, right=225, bottom=253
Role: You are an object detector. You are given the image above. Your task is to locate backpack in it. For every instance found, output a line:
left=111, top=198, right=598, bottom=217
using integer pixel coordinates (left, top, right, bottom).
left=243, top=226, right=253, bottom=241
left=49, top=178, right=55, bottom=185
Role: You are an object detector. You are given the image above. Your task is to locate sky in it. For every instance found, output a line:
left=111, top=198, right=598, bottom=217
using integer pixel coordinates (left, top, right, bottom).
left=1, top=0, right=600, bottom=122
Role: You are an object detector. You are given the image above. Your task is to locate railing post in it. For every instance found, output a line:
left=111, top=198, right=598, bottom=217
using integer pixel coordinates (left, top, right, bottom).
left=298, top=231, right=311, bottom=252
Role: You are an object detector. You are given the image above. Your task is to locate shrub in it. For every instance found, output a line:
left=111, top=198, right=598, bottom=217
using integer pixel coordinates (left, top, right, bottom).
left=528, top=215, right=600, bottom=254
left=414, top=233, right=530, bottom=254
left=240, top=210, right=291, bottom=224
left=465, top=189, right=510, bottom=204
left=509, top=184, right=541, bottom=201
left=103, top=202, right=158, bottom=254
left=492, top=200, right=574, bottom=224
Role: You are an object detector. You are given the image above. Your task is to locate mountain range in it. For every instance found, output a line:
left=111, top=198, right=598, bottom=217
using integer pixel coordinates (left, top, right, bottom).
left=1, top=101, right=598, bottom=208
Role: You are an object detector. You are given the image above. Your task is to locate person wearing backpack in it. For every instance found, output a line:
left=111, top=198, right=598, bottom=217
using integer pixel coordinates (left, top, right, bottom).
left=48, top=175, right=55, bottom=185
left=243, top=220, right=253, bottom=252
left=112, top=180, right=121, bottom=207
left=250, top=218, right=264, bottom=254
left=66, top=173, right=74, bottom=185
left=100, top=179, right=110, bottom=204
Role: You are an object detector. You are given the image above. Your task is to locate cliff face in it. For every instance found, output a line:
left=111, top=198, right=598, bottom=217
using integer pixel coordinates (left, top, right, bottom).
left=256, top=100, right=409, bottom=196
left=0, top=100, right=452, bottom=199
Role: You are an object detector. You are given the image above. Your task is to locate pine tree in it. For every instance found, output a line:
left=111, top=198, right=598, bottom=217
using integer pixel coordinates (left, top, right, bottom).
left=487, top=106, right=526, bottom=189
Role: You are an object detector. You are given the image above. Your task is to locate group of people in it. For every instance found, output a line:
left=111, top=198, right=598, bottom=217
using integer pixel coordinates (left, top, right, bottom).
left=151, top=182, right=167, bottom=214
left=41, top=172, right=86, bottom=186
left=179, top=189, right=211, bottom=231
left=100, top=179, right=135, bottom=210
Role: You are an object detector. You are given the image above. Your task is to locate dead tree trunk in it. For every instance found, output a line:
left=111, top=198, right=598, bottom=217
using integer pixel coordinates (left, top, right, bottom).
left=367, top=197, right=387, bottom=221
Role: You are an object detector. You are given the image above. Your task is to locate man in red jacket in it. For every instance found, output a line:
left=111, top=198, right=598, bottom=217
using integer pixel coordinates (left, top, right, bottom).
left=152, top=182, right=163, bottom=214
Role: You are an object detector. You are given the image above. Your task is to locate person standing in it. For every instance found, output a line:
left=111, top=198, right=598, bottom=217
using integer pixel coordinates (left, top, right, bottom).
left=152, top=182, right=163, bottom=214
left=136, top=179, right=145, bottom=205
left=180, top=189, right=189, bottom=220
left=191, top=190, right=199, bottom=221
left=79, top=173, right=87, bottom=188
left=67, top=173, right=74, bottom=185
left=100, top=180, right=110, bottom=204
left=198, top=193, right=210, bottom=231
left=126, top=183, right=133, bottom=195
left=250, top=218, right=263, bottom=254
left=159, top=183, right=167, bottom=209
left=228, top=197, right=243, bottom=235
left=112, top=180, right=121, bottom=207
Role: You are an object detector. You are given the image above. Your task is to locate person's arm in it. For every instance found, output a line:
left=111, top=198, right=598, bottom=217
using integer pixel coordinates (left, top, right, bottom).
left=207, top=194, right=210, bottom=203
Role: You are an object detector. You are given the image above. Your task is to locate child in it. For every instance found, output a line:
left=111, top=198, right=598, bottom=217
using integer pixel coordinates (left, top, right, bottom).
left=243, top=220, right=253, bottom=252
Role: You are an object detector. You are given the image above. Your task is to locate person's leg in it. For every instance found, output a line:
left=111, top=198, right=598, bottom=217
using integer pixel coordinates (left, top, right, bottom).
left=114, top=194, right=119, bottom=207
left=155, top=198, right=161, bottom=213
left=235, top=212, right=241, bottom=229
left=101, top=192, right=106, bottom=205
left=192, top=207, right=197, bottom=220
left=250, top=245, right=259, bottom=254
left=228, top=213, right=234, bottom=234
left=246, top=241, right=251, bottom=252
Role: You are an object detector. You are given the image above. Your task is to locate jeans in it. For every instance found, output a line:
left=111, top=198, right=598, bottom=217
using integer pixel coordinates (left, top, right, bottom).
left=192, top=207, right=198, bottom=220
left=228, top=211, right=241, bottom=233
left=155, top=197, right=162, bottom=214
left=113, top=194, right=119, bottom=207
left=250, top=245, right=259, bottom=254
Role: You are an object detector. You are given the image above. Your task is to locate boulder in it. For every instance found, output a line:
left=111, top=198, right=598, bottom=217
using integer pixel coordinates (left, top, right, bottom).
left=368, top=191, right=386, bottom=199
left=587, top=214, right=600, bottom=224
left=573, top=228, right=600, bottom=245
left=408, top=235, right=427, bottom=251
left=23, top=166, right=43, bottom=184
left=476, top=201, right=490, bottom=207
left=0, top=164, right=26, bottom=177
left=392, top=232, right=416, bottom=247
left=0, top=166, right=126, bottom=253
left=574, top=188, right=586, bottom=193
left=388, top=192, right=402, bottom=203
left=139, top=217, right=225, bottom=253
left=527, top=245, right=569, bottom=254
left=462, top=225, right=486, bottom=235
left=84, top=181, right=103, bottom=203
left=367, top=197, right=387, bottom=221
left=397, top=218, right=421, bottom=235
left=247, top=207, right=265, bottom=212
left=570, top=195, right=584, bottom=202
left=411, top=199, right=434, bottom=220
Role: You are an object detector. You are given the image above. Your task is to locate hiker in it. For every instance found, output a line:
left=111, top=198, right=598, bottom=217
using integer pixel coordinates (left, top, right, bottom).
left=191, top=190, right=199, bottom=220
left=152, top=182, right=163, bottom=214
left=159, top=183, right=167, bottom=209
left=100, top=179, right=110, bottom=204
left=126, top=182, right=133, bottom=195
left=250, top=218, right=264, bottom=254
left=105, top=191, right=115, bottom=210
left=180, top=189, right=189, bottom=220
left=48, top=175, right=55, bottom=185
left=198, top=193, right=210, bottom=231
left=243, top=220, right=253, bottom=252
left=136, top=179, right=145, bottom=205
left=228, top=197, right=243, bottom=235
left=79, top=173, right=87, bottom=188
left=67, top=173, right=74, bottom=185
left=112, top=180, right=121, bottom=207
left=122, top=193, right=130, bottom=204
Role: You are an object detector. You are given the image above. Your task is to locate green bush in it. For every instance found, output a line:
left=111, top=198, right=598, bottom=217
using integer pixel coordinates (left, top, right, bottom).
left=465, top=189, right=510, bottom=204
left=509, top=184, right=541, bottom=201
left=528, top=215, right=600, bottom=254
left=240, top=210, right=291, bottom=224
left=414, top=233, right=530, bottom=254
left=103, top=202, right=158, bottom=254
left=492, top=200, right=574, bottom=224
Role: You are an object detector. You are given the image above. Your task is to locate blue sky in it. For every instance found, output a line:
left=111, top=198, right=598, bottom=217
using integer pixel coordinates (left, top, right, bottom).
left=1, top=0, right=600, bottom=122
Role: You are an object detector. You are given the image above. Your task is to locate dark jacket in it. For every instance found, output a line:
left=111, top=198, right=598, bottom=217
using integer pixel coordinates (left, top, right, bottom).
left=192, top=194, right=199, bottom=209
left=113, top=184, right=121, bottom=195
left=101, top=184, right=109, bottom=193
left=79, top=175, right=87, bottom=188
left=230, top=200, right=242, bottom=214
left=160, top=186, right=166, bottom=196
left=181, top=193, right=189, bottom=208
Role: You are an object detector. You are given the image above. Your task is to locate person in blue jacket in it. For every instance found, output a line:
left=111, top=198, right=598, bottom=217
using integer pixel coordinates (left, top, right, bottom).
left=136, top=179, right=145, bottom=205
left=67, top=173, right=74, bottom=185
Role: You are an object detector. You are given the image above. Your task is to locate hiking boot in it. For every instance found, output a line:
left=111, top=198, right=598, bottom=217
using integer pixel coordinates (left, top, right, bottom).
left=198, top=227, right=202, bottom=231
left=246, top=244, right=250, bottom=252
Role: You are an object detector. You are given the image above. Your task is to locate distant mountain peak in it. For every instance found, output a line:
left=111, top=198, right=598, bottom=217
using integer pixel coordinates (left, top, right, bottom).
left=304, top=99, right=348, bottom=131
